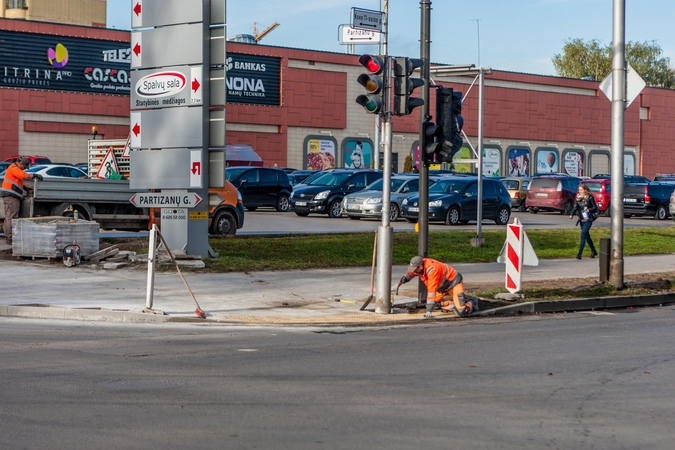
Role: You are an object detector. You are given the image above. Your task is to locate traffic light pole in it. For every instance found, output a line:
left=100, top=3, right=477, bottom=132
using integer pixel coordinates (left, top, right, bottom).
left=375, top=1, right=393, bottom=314
left=417, top=0, right=431, bottom=305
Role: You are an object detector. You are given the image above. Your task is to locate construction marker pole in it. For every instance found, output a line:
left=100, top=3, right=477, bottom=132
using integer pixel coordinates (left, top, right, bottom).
left=505, top=217, right=524, bottom=294
left=145, top=224, right=158, bottom=309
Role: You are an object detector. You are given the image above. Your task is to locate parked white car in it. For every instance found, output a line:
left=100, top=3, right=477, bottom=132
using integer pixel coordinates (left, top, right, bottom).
left=25, top=165, right=88, bottom=179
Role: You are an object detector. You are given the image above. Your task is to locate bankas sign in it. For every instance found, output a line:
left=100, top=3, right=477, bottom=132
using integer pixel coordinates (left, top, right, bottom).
left=129, top=192, right=202, bottom=208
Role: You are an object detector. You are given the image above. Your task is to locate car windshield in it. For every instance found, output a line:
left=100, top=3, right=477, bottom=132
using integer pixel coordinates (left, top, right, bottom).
left=502, top=180, right=519, bottom=190
left=363, top=178, right=406, bottom=192
left=308, top=172, right=352, bottom=186
left=530, top=178, right=560, bottom=189
left=584, top=182, right=604, bottom=192
left=225, top=167, right=248, bottom=181
left=299, top=171, right=325, bottom=185
left=429, top=179, right=468, bottom=194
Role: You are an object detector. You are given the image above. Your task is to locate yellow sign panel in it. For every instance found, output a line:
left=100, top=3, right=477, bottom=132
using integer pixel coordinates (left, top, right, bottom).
left=189, top=211, right=207, bottom=220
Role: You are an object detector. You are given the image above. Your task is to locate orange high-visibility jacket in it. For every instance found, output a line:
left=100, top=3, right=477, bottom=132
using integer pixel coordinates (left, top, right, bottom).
left=404, top=258, right=460, bottom=303
left=1, top=163, right=34, bottom=200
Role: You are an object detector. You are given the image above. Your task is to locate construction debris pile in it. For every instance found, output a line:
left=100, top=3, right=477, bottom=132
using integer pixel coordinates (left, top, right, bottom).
left=83, top=245, right=205, bottom=269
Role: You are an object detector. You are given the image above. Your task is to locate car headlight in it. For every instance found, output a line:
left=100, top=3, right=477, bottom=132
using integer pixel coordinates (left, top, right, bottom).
left=315, top=190, right=330, bottom=200
left=366, top=197, right=381, bottom=204
left=429, top=200, right=443, bottom=207
left=237, top=191, right=243, bottom=202
left=402, top=198, right=408, bottom=205
left=290, top=191, right=295, bottom=199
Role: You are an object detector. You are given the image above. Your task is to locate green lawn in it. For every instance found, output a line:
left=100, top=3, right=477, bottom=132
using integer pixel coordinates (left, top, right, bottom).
left=204, top=227, right=675, bottom=272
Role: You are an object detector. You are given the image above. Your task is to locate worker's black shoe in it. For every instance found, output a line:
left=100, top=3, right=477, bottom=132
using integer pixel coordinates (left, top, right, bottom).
left=5, top=238, right=11, bottom=245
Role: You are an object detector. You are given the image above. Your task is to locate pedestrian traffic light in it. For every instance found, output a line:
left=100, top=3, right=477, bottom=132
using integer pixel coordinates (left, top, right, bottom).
left=435, top=86, right=464, bottom=163
left=421, top=116, right=443, bottom=164
left=393, top=57, right=424, bottom=116
left=356, top=54, right=386, bottom=114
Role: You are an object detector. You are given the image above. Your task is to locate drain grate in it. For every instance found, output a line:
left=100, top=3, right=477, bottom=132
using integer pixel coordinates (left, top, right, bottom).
left=99, top=379, right=195, bottom=390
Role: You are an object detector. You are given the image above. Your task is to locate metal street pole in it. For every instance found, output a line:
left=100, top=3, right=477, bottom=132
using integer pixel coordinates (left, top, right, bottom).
left=609, top=0, right=625, bottom=288
left=417, top=0, right=431, bottom=305
left=375, top=0, right=392, bottom=314
left=471, top=67, right=486, bottom=246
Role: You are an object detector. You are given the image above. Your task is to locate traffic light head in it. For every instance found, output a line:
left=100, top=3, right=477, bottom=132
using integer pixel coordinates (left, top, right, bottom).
left=393, top=57, right=425, bottom=116
left=435, top=87, right=464, bottom=163
left=421, top=118, right=443, bottom=164
left=356, top=54, right=386, bottom=114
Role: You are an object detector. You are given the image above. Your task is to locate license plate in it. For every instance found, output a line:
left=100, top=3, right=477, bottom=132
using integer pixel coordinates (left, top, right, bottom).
left=408, top=207, right=419, bottom=212
left=536, top=192, right=548, bottom=197
left=347, top=204, right=361, bottom=210
left=295, top=201, right=307, bottom=206
left=624, top=198, right=637, bottom=203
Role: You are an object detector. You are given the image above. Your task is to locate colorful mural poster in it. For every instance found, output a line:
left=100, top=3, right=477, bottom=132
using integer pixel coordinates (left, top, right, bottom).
left=563, top=151, right=585, bottom=177
left=482, top=147, right=501, bottom=177
left=306, top=138, right=336, bottom=170
left=508, top=148, right=530, bottom=176
left=536, top=149, right=559, bottom=174
left=343, top=140, right=372, bottom=169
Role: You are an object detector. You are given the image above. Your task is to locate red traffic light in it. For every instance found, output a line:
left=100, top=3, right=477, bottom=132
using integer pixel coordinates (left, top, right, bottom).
left=358, top=54, right=385, bottom=74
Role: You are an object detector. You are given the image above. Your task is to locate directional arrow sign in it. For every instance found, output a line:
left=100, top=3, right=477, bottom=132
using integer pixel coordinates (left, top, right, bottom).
left=129, top=191, right=202, bottom=208
left=351, top=8, right=383, bottom=32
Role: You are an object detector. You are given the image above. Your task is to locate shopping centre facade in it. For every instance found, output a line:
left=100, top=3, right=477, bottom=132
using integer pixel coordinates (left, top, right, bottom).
left=1, top=18, right=674, bottom=178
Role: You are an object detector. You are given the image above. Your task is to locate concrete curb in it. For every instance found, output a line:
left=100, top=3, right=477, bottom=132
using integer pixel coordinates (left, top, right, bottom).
left=474, top=292, right=675, bottom=317
left=1, top=292, right=674, bottom=324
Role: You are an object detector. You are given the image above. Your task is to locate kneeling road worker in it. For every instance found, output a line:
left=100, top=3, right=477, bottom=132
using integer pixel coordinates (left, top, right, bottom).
left=396, top=256, right=477, bottom=318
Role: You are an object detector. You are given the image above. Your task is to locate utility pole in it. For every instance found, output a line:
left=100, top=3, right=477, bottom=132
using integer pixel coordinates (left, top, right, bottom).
left=609, top=0, right=626, bottom=289
left=417, top=0, right=431, bottom=304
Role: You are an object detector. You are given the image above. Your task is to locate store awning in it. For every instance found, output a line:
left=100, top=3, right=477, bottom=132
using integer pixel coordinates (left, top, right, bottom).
left=226, top=144, right=264, bottom=167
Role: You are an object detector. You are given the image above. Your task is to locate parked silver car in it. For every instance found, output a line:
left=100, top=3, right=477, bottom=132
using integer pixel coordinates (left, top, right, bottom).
left=669, top=189, right=675, bottom=220
left=341, top=174, right=437, bottom=221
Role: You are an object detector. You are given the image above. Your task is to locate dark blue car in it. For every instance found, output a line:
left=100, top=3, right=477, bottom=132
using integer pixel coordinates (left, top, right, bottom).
left=400, top=176, right=511, bottom=225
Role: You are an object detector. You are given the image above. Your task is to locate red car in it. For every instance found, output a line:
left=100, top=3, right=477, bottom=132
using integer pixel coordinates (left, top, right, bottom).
left=3, top=155, right=52, bottom=164
left=581, top=178, right=611, bottom=216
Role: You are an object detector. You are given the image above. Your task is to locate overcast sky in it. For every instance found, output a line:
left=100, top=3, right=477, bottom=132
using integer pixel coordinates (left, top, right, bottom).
left=108, top=0, right=675, bottom=77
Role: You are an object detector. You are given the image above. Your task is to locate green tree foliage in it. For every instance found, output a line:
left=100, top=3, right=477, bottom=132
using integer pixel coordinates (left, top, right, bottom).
left=552, top=38, right=675, bottom=88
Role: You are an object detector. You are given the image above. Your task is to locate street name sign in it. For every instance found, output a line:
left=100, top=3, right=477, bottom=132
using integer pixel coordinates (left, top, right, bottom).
left=350, top=8, right=383, bottom=32
left=339, top=24, right=381, bottom=45
left=130, top=191, right=202, bottom=208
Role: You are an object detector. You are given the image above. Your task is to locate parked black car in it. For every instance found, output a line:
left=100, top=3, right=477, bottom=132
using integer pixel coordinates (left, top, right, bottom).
left=225, top=167, right=293, bottom=212
left=400, top=176, right=511, bottom=225
left=290, top=169, right=383, bottom=218
left=623, top=181, right=675, bottom=220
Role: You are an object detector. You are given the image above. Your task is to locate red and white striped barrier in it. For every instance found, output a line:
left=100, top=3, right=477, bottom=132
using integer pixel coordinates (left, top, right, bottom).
left=498, top=217, right=539, bottom=294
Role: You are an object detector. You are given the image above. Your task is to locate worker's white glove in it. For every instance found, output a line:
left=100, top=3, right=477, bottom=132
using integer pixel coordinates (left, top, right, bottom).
left=424, top=311, right=433, bottom=319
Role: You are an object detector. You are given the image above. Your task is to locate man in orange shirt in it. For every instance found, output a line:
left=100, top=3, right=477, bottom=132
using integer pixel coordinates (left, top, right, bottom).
left=396, top=256, right=477, bottom=318
left=1, top=157, right=42, bottom=244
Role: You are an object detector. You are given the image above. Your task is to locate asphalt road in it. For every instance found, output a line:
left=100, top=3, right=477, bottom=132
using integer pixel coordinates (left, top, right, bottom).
left=2, top=307, right=674, bottom=449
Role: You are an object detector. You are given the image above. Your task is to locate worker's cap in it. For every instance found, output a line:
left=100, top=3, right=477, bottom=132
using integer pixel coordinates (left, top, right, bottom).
left=18, top=157, right=30, bottom=167
left=408, top=256, right=424, bottom=272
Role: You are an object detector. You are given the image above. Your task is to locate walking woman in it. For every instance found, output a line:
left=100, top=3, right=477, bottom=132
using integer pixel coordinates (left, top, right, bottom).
left=569, top=183, right=598, bottom=259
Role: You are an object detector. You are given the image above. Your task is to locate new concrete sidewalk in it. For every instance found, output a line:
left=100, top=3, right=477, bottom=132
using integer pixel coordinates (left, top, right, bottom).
left=1, top=241, right=674, bottom=325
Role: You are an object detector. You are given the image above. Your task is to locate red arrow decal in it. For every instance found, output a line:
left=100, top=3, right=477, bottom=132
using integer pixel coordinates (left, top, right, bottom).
left=191, top=77, right=201, bottom=93
left=132, top=123, right=141, bottom=136
left=133, top=2, right=141, bottom=16
left=130, top=194, right=137, bottom=206
left=191, top=162, right=201, bottom=175
left=194, top=193, right=202, bottom=205
left=133, top=42, right=141, bottom=57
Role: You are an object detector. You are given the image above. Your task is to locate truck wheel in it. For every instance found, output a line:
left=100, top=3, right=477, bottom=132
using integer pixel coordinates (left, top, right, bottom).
left=328, top=200, right=343, bottom=218
left=655, top=205, right=668, bottom=220
left=211, top=211, right=236, bottom=235
left=276, top=195, right=290, bottom=212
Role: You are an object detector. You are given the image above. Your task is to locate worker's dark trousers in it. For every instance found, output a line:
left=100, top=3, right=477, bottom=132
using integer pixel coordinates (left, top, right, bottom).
left=2, top=196, right=20, bottom=241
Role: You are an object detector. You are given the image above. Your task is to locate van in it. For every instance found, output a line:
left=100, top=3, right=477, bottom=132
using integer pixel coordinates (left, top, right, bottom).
left=526, top=175, right=582, bottom=214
